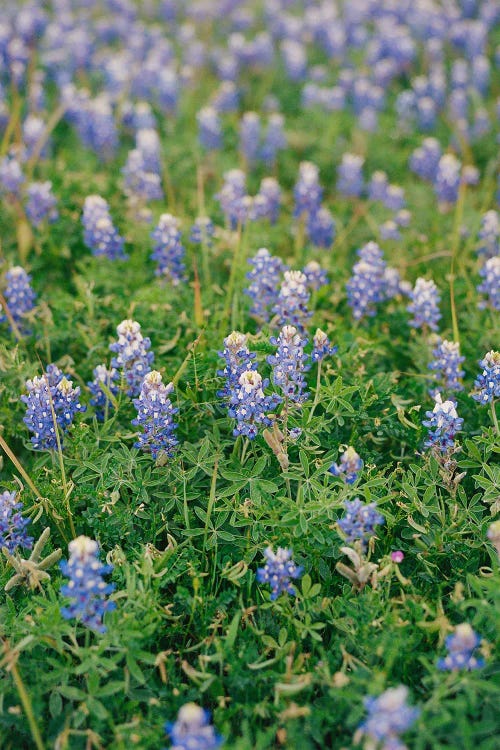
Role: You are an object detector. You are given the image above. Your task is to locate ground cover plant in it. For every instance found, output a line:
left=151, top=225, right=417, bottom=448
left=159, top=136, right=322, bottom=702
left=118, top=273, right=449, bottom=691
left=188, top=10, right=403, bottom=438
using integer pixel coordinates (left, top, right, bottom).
left=0, top=1, right=499, bottom=748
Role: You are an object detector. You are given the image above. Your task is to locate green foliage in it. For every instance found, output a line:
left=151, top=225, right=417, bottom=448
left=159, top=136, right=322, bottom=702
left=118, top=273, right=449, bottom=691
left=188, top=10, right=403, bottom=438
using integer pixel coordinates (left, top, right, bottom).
left=0, top=4, right=499, bottom=750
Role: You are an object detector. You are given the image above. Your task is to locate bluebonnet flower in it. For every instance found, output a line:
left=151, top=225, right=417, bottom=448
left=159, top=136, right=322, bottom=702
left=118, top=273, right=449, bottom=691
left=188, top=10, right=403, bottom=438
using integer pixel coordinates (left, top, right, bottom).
left=83, top=95, right=118, bottom=162
left=302, top=83, right=345, bottom=111
left=25, top=181, right=58, bottom=227
left=471, top=350, right=500, bottom=404
left=261, top=113, right=286, bottom=165
left=151, top=213, right=186, bottom=285
left=281, top=39, right=307, bottom=81
left=356, top=685, right=420, bottom=750
left=423, top=393, right=463, bottom=454
left=190, top=217, right=215, bottom=246
left=0, top=490, right=33, bottom=554
left=472, top=56, right=490, bottom=93
left=0, top=266, right=36, bottom=333
left=447, top=90, right=468, bottom=130
left=368, top=171, right=388, bottom=202
left=217, top=331, right=257, bottom=403
left=82, top=195, right=127, bottom=260
left=477, top=210, right=499, bottom=258
left=396, top=89, right=417, bottom=130
left=471, top=108, right=490, bottom=141
left=64, top=90, right=116, bottom=161
left=352, top=77, right=384, bottom=115
left=383, top=185, right=406, bottom=212
left=239, top=112, right=261, bottom=165
left=434, top=154, right=461, bottom=206
left=22, top=365, right=86, bottom=451
left=109, top=319, right=154, bottom=397
left=257, top=177, right=281, bottom=224
left=273, top=271, right=311, bottom=331
left=268, top=325, right=310, bottom=404
left=382, top=267, right=410, bottom=300
left=246, top=194, right=268, bottom=222
left=22, top=114, right=45, bottom=159
left=407, top=278, right=441, bottom=331
left=60, top=536, right=116, bottom=634
left=410, top=137, right=442, bottom=182
left=135, top=128, right=162, bottom=174
left=329, top=447, right=363, bottom=485
left=477, top=257, right=500, bottom=310
left=417, top=96, right=437, bottom=131
left=346, top=242, right=386, bottom=320
left=165, top=702, right=223, bottom=750
left=212, top=80, right=239, bottom=112
left=228, top=370, right=280, bottom=439
left=158, top=69, right=180, bottom=115
left=437, top=624, right=484, bottom=671
left=122, top=148, right=163, bottom=212
left=216, top=169, right=246, bottom=229
left=307, top=207, right=336, bottom=248
left=132, top=371, right=178, bottom=459
left=303, top=261, right=329, bottom=291
left=245, top=248, right=285, bottom=323
left=450, top=59, right=469, bottom=89
left=395, top=209, right=411, bottom=228
left=0, top=155, right=24, bottom=197
left=338, top=498, right=384, bottom=547
left=88, top=364, right=119, bottom=421
left=415, top=89, right=438, bottom=123
left=336, top=153, right=364, bottom=198
left=197, top=106, right=222, bottom=151
left=293, top=161, right=322, bottom=218
left=358, top=107, right=378, bottom=133
left=312, top=329, right=337, bottom=362
left=380, top=220, right=401, bottom=241
left=462, top=166, right=479, bottom=187
left=214, top=52, right=238, bottom=82
left=428, top=339, right=465, bottom=393
left=238, top=32, right=271, bottom=67
left=256, top=546, right=303, bottom=600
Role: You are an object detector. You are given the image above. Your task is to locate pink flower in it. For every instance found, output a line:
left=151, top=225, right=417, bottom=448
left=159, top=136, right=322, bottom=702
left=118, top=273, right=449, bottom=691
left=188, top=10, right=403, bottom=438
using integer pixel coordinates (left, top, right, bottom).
left=391, top=551, right=404, bottom=563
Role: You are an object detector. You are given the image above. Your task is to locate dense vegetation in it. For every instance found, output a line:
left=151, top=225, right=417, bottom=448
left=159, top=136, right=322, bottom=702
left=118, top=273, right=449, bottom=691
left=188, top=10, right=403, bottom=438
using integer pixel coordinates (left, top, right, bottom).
left=0, top=1, right=499, bottom=749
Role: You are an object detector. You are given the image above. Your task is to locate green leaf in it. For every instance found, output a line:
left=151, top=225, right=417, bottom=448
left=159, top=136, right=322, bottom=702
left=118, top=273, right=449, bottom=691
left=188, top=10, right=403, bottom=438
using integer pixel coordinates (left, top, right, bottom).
left=225, top=612, right=241, bottom=649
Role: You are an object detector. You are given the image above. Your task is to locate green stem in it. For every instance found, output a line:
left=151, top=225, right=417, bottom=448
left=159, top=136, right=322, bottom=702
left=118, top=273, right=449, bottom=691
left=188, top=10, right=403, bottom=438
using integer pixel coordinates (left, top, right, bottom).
left=240, top=438, right=249, bottom=465
left=47, top=389, right=76, bottom=539
left=231, top=435, right=242, bottom=459
left=491, top=400, right=499, bottom=436
left=223, top=222, right=244, bottom=327
left=449, top=181, right=466, bottom=345
left=0, top=292, right=23, bottom=341
left=0, top=433, right=42, bottom=498
left=294, top=216, right=305, bottom=266
left=0, top=433, right=69, bottom=543
left=0, top=90, right=22, bottom=156
left=25, top=103, right=67, bottom=177
left=282, top=398, right=292, bottom=500
left=181, top=460, right=190, bottom=530
left=203, top=457, right=219, bottom=554
left=307, top=361, right=322, bottom=424
left=196, top=163, right=211, bottom=286
left=9, top=654, right=46, bottom=750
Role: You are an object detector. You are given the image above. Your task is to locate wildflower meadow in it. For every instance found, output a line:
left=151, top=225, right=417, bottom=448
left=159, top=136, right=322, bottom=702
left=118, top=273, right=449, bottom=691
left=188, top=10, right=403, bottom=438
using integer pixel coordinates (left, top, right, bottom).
left=0, top=1, right=500, bottom=749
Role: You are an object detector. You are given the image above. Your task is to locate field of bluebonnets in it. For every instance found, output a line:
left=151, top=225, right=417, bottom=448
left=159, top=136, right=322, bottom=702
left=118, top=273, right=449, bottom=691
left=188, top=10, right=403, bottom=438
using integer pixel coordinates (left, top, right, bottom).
left=0, top=0, right=499, bottom=748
